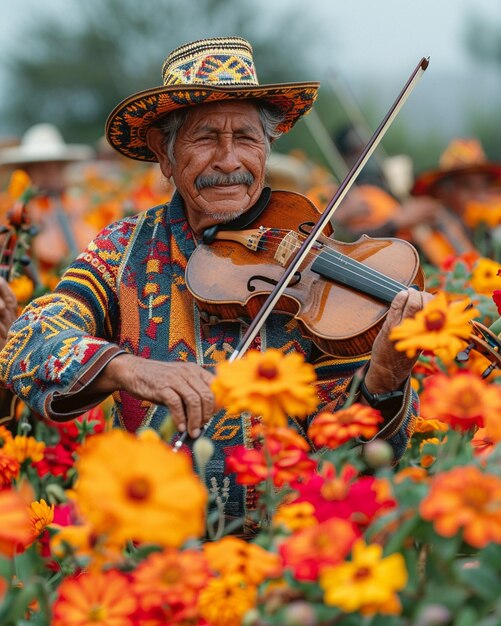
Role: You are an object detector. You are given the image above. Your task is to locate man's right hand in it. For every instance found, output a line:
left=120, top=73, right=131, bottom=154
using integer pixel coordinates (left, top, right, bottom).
left=95, top=353, right=216, bottom=438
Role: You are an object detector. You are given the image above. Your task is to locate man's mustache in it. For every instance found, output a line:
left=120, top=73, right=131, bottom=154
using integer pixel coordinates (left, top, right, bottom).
left=195, top=172, right=254, bottom=190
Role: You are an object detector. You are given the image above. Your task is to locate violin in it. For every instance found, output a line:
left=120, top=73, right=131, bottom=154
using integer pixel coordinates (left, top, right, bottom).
left=186, top=189, right=424, bottom=358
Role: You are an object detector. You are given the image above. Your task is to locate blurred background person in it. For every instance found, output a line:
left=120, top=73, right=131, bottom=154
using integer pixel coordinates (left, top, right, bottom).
left=0, top=123, right=95, bottom=270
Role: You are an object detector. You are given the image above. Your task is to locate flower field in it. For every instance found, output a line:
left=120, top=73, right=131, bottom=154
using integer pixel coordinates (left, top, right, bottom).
left=1, top=166, right=501, bottom=625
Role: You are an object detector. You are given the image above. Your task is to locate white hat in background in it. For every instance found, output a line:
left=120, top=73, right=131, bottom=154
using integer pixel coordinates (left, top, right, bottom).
left=0, top=123, right=94, bottom=166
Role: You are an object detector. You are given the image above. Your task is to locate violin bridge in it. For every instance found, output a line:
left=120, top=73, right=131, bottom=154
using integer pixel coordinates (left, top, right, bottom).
left=275, top=230, right=300, bottom=267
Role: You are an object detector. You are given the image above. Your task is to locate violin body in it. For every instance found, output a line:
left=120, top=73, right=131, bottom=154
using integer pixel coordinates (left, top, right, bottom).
left=186, top=190, right=424, bottom=358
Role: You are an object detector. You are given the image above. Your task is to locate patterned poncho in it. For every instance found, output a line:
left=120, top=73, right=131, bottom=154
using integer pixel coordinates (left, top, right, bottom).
left=0, top=192, right=418, bottom=522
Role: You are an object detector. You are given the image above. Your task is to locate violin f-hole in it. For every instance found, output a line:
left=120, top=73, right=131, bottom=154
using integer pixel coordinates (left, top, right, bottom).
left=247, top=272, right=302, bottom=292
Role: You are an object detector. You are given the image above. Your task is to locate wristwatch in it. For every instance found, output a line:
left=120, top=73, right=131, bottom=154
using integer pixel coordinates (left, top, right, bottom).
left=359, top=377, right=405, bottom=411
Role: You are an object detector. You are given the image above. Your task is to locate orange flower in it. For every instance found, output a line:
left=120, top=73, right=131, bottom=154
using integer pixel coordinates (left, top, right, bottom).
left=73, top=429, right=207, bottom=547
left=420, top=371, right=501, bottom=432
left=419, top=437, right=441, bottom=468
left=273, top=501, right=317, bottom=532
left=132, top=548, right=209, bottom=619
left=308, top=403, right=383, bottom=449
left=9, top=275, right=35, bottom=304
left=52, top=570, right=138, bottom=626
left=420, top=466, right=501, bottom=548
left=28, top=499, right=54, bottom=538
left=279, top=517, right=357, bottom=581
left=0, top=488, right=34, bottom=556
left=413, top=414, right=449, bottom=435
left=0, top=452, right=20, bottom=487
left=389, top=292, right=477, bottom=363
left=197, top=574, right=256, bottom=626
left=0, top=425, right=13, bottom=446
left=394, top=466, right=429, bottom=484
left=212, top=348, right=318, bottom=427
left=471, top=427, right=497, bottom=456
left=7, top=169, right=31, bottom=200
left=3, top=435, right=45, bottom=464
left=204, top=536, right=282, bottom=586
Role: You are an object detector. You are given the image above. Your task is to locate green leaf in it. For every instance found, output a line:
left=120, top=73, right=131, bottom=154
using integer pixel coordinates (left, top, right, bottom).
left=454, top=606, right=478, bottom=626
left=454, top=559, right=501, bottom=603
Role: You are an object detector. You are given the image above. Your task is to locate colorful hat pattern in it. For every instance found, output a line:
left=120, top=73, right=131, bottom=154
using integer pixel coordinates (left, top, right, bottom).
left=106, top=37, right=320, bottom=162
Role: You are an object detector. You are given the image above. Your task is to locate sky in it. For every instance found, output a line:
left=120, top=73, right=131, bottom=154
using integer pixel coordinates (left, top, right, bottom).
left=0, top=0, right=500, bottom=153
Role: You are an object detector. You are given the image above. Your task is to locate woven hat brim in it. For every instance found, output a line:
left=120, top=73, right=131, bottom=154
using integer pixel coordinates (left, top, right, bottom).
left=105, top=82, right=320, bottom=162
left=412, top=163, right=501, bottom=196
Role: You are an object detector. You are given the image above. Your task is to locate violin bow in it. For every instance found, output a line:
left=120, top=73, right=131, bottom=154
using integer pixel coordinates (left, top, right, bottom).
left=174, top=55, right=429, bottom=450
left=229, top=56, right=429, bottom=363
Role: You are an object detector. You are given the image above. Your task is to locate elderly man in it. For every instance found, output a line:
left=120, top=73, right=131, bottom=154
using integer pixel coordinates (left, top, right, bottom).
left=0, top=37, right=430, bottom=521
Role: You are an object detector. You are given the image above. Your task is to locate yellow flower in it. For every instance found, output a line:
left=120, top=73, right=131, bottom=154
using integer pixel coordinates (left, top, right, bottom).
left=212, top=348, right=318, bottom=428
left=0, top=425, right=13, bottom=447
left=273, top=501, right=317, bottom=532
left=28, top=498, right=54, bottom=538
left=320, top=539, right=407, bottom=616
left=389, top=292, right=478, bottom=363
left=3, top=435, right=45, bottom=464
left=197, top=574, right=257, bottom=626
left=10, top=275, right=35, bottom=304
left=73, top=429, right=207, bottom=547
left=470, top=257, right=501, bottom=295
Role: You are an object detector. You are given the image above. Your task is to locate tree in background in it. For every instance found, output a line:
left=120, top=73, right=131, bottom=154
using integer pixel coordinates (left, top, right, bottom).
left=463, top=10, right=501, bottom=161
left=1, top=0, right=329, bottom=147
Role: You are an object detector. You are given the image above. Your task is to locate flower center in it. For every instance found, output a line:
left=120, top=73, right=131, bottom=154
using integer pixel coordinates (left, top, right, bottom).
left=257, top=362, right=279, bottom=380
left=459, top=389, right=480, bottom=413
left=462, top=486, right=489, bottom=508
left=321, top=478, right=349, bottom=501
left=88, top=604, right=107, bottom=621
left=354, top=566, right=372, bottom=580
left=424, top=310, right=446, bottom=331
left=126, top=477, right=151, bottom=501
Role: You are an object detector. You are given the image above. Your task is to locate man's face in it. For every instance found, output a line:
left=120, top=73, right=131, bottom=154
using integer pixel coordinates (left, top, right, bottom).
left=157, top=101, right=268, bottom=235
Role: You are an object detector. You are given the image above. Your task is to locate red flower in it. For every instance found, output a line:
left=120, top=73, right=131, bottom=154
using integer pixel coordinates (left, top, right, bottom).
left=34, top=442, right=75, bottom=479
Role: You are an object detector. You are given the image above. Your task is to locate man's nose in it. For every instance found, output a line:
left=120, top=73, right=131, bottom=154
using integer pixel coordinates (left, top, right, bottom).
left=213, top=137, right=241, bottom=172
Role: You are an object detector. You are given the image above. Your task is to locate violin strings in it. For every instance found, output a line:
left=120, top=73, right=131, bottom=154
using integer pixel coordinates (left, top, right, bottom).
left=233, top=228, right=408, bottom=298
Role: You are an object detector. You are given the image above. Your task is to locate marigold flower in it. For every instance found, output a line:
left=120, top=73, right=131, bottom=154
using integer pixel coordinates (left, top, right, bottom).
left=3, top=435, right=45, bottom=464
left=204, top=536, right=282, bottom=586
left=394, top=466, right=429, bottom=484
left=280, top=517, right=356, bottom=581
left=197, top=574, right=257, bottom=626
left=0, top=452, right=20, bottom=487
left=273, top=501, right=317, bottom=532
left=73, top=429, right=207, bottom=547
left=132, top=548, right=209, bottom=620
left=420, top=465, right=501, bottom=548
left=419, top=437, right=441, bottom=468
left=413, top=415, right=449, bottom=434
left=420, top=371, right=501, bottom=433
left=0, top=488, right=34, bottom=556
left=308, top=403, right=382, bottom=449
left=52, top=569, right=138, bottom=626
left=212, top=348, right=318, bottom=427
left=389, top=292, right=477, bottom=363
left=9, top=275, right=35, bottom=304
left=28, top=498, right=54, bottom=538
left=471, top=427, right=496, bottom=456
left=320, top=539, right=407, bottom=615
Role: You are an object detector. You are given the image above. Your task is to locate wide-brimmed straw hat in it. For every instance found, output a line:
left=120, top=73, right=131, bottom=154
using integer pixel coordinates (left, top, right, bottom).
left=0, top=123, right=94, bottom=166
left=412, top=138, right=501, bottom=196
left=105, top=36, right=320, bottom=162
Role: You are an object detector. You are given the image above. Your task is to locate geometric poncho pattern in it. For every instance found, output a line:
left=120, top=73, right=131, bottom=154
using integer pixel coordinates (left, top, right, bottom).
left=0, top=192, right=418, bottom=522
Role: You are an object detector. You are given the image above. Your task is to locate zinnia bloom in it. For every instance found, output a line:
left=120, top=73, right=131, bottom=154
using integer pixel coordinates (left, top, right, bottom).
left=420, top=371, right=501, bottom=432
left=3, top=435, right=45, bottom=464
left=273, top=501, right=317, bottom=532
left=0, top=488, right=34, bottom=556
left=308, top=403, right=382, bottom=449
left=389, top=292, right=478, bottom=363
left=52, top=569, right=138, bottom=626
left=420, top=465, right=501, bottom=548
left=279, top=517, right=357, bottom=581
left=132, top=548, right=209, bottom=621
left=0, top=425, right=13, bottom=446
left=73, top=429, right=207, bottom=547
left=212, top=348, right=318, bottom=427
left=320, top=539, right=407, bottom=615
left=0, top=452, right=20, bottom=487
left=204, top=536, right=282, bottom=586
left=197, top=574, right=257, bottom=626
